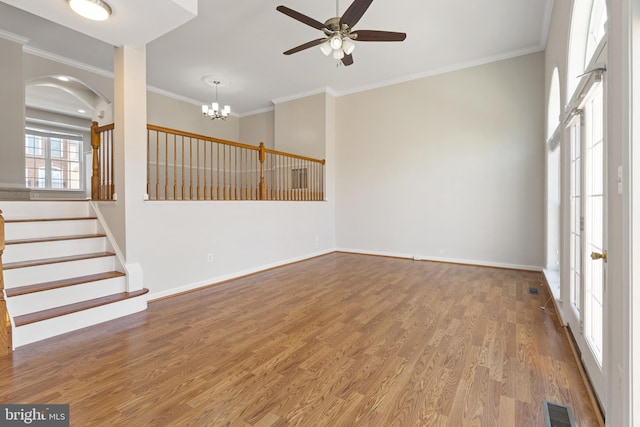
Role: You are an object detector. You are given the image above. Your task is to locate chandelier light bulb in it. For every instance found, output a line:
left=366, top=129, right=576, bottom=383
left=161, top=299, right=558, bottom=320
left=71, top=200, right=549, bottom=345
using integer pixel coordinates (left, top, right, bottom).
left=330, top=35, right=342, bottom=50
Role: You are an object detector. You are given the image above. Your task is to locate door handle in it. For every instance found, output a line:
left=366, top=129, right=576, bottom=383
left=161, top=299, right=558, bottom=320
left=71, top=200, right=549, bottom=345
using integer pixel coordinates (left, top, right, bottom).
left=591, top=250, right=607, bottom=263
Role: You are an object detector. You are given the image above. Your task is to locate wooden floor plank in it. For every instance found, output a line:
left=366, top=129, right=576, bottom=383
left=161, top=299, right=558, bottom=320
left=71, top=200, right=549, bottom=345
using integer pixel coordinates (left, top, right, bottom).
left=0, top=253, right=601, bottom=426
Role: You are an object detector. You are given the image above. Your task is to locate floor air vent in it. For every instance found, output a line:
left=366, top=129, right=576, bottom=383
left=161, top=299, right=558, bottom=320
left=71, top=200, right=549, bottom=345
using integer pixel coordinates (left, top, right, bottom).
left=528, top=287, right=540, bottom=295
left=543, top=400, right=576, bottom=427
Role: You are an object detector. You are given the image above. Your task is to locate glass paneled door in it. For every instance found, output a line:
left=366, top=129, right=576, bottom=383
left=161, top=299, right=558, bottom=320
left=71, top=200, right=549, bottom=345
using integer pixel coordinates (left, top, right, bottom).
left=566, top=76, right=607, bottom=407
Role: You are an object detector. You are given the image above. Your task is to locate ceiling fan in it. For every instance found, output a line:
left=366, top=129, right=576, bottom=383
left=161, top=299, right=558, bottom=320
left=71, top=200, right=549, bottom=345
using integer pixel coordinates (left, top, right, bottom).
left=276, top=0, right=406, bottom=66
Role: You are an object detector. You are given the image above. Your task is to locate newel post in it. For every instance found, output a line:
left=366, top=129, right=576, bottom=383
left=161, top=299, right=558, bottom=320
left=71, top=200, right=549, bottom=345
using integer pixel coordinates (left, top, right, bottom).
left=90, top=121, right=100, bottom=200
left=0, top=209, right=11, bottom=355
left=258, top=142, right=266, bottom=200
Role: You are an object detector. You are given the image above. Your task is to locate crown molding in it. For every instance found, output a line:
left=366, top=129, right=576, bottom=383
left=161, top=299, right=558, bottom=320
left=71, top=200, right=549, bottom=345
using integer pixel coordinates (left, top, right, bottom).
left=0, top=28, right=29, bottom=45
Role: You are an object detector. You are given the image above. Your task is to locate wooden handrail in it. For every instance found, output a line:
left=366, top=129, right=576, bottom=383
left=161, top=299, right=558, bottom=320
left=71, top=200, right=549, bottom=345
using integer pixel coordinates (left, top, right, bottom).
left=147, top=124, right=260, bottom=152
left=263, top=147, right=326, bottom=165
left=0, top=209, right=11, bottom=355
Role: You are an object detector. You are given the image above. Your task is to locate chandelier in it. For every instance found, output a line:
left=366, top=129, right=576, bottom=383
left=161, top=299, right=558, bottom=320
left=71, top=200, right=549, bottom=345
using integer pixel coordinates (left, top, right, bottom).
left=201, top=79, right=231, bottom=120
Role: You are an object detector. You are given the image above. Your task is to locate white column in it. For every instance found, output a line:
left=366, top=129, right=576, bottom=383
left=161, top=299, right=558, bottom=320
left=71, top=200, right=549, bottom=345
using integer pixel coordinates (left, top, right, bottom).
left=113, top=45, right=147, bottom=291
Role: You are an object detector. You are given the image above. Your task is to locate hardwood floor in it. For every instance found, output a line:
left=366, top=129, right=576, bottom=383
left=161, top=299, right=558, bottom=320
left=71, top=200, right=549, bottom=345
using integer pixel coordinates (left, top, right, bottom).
left=0, top=253, right=600, bottom=426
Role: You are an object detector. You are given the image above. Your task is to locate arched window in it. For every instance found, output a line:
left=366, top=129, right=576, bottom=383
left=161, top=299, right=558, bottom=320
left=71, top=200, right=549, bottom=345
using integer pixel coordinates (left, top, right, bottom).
left=567, top=0, right=607, bottom=99
left=585, top=0, right=607, bottom=68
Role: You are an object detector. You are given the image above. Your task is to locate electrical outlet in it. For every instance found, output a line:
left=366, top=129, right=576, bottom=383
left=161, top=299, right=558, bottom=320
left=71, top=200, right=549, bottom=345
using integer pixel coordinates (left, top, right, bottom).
left=207, top=253, right=213, bottom=263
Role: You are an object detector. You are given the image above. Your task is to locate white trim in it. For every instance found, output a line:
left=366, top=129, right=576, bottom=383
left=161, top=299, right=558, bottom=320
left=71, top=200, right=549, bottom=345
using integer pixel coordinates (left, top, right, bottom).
left=147, top=248, right=334, bottom=301
left=335, top=248, right=543, bottom=272
left=272, top=87, right=337, bottom=105
left=0, top=28, right=29, bottom=45
left=24, top=46, right=114, bottom=79
left=333, top=47, right=545, bottom=98
left=89, top=201, right=128, bottom=276
left=540, top=0, right=555, bottom=48
left=238, top=106, right=275, bottom=118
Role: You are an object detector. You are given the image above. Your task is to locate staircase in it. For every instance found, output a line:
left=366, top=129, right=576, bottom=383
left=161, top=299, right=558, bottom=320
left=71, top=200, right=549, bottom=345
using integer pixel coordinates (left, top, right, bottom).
left=1, top=200, right=148, bottom=349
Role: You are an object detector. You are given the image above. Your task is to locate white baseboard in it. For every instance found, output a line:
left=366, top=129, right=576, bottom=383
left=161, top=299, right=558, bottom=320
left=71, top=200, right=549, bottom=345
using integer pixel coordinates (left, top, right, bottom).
left=148, top=247, right=543, bottom=302
left=335, top=247, right=543, bottom=272
left=147, top=249, right=335, bottom=301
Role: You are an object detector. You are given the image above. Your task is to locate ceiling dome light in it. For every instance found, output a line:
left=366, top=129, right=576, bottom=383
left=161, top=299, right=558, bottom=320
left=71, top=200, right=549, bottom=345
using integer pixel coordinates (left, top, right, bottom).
left=68, top=0, right=112, bottom=21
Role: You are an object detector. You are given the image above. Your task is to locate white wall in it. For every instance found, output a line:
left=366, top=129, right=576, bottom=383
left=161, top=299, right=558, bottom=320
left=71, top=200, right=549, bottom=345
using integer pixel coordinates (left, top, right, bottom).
left=275, top=93, right=327, bottom=160
left=0, top=38, right=26, bottom=188
left=239, top=110, right=275, bottom=149
left=335, top=52, right=545, bottom=269
left=138, top=201, right=334, bottom=298
left=147, top=91, right=239, bottom=142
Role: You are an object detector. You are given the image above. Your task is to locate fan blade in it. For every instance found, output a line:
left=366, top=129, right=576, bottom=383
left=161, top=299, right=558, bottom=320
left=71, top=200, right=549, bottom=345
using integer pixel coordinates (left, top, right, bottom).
left=352, top=30, right=407, bottom=42
left=340, top=0, right=373, bottom=28
left=283, top=38, right=327, bottom=55
left=276, top=6, right=327, bottom=30
left=342, top=54, right=354, bottom=66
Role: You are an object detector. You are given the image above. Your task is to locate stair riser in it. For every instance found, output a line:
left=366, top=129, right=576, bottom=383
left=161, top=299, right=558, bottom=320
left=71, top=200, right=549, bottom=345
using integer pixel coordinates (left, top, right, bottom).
left=4, top=257, right=116, bottom=288
left=0, top=201, right=91, bottom=220
left=12, top=295, right=148, bottom=349
left=7, top=277, right=127, bottom=316
left=5, top=220, right=98, bottom=241
left=4, top=237, right=107, bottom=264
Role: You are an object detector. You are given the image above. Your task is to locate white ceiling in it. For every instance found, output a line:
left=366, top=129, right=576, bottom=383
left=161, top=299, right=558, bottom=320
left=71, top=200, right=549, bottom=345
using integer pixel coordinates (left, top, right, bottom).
left=0, top=0, right=552, bottom=116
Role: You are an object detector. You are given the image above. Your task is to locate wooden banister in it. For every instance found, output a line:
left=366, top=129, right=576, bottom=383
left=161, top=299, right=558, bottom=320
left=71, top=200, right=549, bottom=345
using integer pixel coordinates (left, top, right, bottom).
left=91, top=123, right=325, bottom=201
left=259, top=142, right=266, bottom=200
left=0, top=209, right=11, bottom=355
left=91, top=122, right=116, bottom=201
left=91, top=121, right=100, bottom=200
left=146, top=124, right=326, bottom=201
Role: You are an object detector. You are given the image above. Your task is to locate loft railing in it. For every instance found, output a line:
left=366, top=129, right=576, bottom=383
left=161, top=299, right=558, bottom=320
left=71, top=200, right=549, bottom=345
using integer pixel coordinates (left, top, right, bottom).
left=91, top=123, right=326, bottom=201
left=90, top=121, right=115, bottom=201
left=0, top=209, right=11, bottom=355
left=146, top=125, right=325, bottom=201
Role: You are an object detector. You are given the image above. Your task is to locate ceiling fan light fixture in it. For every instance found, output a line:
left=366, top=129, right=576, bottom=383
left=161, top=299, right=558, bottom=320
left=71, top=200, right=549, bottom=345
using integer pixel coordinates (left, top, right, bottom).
left=342, top=38, right=355, bottom=55
left=320, top=41, right=333, bottom=56
left=68, top=0, right=112, bottom=21
left=330, top=35, right=343, bottom=50
left=332, top=48, right=345, bottom=60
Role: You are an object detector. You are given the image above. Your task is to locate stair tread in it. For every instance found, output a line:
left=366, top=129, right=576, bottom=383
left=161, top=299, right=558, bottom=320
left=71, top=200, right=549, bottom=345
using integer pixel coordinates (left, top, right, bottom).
left=6, top=233, right=107, bottom=245
left=5, top=217, right=97, bottom=223
left=6, top=271, right=126, bottom=297
left=3, top=252, right=115, bottom=270
left=14, top=289, right=149, bottom=327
